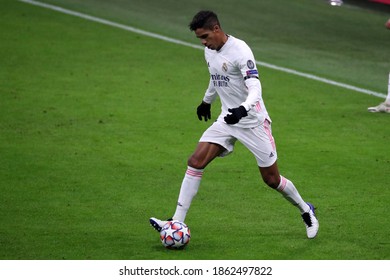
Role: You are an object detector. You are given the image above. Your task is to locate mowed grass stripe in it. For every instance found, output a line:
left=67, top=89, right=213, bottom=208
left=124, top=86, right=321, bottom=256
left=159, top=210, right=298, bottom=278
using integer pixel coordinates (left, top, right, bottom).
left=19, top=0, right=386, bottom=99
left=1, top=0, right=203, bottom=259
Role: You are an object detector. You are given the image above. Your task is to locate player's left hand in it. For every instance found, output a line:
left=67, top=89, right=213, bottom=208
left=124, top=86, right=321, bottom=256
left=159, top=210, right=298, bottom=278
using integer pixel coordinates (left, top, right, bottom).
left=224, top=106, right=248, bottom=124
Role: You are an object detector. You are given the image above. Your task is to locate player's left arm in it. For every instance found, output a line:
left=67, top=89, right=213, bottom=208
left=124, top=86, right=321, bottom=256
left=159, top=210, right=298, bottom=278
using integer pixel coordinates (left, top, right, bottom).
left=241, top=71, right=262, bottom=111
left=224, top=47, right=262, bottom=124
left=240, top=48, right=262, bottom=112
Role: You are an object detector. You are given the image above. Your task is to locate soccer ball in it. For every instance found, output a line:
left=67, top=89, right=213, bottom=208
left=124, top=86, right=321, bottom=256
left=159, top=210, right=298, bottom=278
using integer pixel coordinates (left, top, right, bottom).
left=160, top=221, right=191, bottom=249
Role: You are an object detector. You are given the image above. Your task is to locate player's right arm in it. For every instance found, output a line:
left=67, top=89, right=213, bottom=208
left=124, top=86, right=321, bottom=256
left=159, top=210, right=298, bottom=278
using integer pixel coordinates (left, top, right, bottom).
left=203, top=78, right=217, bottom=104
left=197, top=79, right=217, bottom=121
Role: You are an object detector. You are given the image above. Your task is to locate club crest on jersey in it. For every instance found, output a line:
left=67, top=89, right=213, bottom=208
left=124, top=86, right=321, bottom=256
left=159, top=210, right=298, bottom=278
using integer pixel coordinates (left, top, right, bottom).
left=222, top=62, right=228, bottom=72
left=247, top=60, right=255, bottom=69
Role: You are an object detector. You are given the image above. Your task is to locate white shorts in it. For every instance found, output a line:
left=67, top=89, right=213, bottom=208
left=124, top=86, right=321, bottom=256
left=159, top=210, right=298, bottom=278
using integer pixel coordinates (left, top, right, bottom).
left=199, top=120, right=277, bottom=167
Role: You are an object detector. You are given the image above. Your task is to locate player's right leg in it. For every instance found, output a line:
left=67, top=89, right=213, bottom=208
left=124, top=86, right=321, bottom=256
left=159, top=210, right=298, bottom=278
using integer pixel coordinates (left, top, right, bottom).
left=149, top=141, right=225, bottom=232
left=149, top=217, right=171, bottom=232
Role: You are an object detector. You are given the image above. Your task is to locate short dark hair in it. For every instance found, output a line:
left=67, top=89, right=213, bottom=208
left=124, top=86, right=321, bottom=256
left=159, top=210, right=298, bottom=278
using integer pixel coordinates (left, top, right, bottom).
left=189, top=11, right=220, bottom=31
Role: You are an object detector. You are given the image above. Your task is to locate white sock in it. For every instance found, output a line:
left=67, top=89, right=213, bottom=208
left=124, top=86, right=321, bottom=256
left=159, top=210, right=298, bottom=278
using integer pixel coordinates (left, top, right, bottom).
left=172, top=166, right=204, bottom=222
left=386, top=72, right=390, bottom=104
left=276, top=176, right=310, bottom=214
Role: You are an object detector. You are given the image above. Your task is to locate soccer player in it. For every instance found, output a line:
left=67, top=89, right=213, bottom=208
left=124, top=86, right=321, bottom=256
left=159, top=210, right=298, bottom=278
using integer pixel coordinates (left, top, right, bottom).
left=150, top=11, right=319, bottom=239
left=367, top=72, right=390, bottom=113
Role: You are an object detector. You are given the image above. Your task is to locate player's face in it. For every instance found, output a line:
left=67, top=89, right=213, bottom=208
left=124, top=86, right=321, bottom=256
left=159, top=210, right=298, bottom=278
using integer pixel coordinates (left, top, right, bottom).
left=195, top=26, right=223, bottom=50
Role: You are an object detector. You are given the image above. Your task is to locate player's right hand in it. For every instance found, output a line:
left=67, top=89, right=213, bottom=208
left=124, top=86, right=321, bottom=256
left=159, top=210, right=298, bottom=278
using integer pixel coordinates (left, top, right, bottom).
left=197, top=102, right=211, bottom=121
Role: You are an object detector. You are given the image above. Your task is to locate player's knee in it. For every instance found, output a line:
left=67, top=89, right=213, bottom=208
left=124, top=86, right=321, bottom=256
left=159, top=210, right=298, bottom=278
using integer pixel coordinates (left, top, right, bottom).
left=187, top=155, right=205, bottom=170
left=262, top=174, right=280, bottom=189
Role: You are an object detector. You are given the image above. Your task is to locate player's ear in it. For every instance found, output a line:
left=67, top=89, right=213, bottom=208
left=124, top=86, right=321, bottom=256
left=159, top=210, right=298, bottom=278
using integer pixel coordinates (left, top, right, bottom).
left=212, top=24, right=220, bottom=32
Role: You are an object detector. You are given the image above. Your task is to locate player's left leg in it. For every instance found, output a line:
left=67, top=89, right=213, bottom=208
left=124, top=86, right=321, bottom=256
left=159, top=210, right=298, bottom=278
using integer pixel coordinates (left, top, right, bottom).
left=259, top=163, right=310, bottom=213
left=259, top=163, right=319, bottom=239
left=236, top=121, right=318, bottom=238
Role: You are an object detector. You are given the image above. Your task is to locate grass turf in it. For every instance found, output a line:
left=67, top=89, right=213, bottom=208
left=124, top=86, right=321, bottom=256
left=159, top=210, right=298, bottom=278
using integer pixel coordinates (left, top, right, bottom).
left=40, top=0, right=390, bottom=93
left=0, top=0, right=389, bottom=260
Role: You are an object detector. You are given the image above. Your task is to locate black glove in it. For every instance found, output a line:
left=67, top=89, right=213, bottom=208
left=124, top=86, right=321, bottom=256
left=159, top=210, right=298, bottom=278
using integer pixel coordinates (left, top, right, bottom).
left=224, top=106, right=248, bottom=124
left=197, top=102, right=211, bottom=122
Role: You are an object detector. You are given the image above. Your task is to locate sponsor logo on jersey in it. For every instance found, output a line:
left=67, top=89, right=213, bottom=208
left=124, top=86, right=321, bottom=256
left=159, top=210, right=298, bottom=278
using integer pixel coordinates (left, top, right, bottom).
left=211, top=73, right=230, bottom=87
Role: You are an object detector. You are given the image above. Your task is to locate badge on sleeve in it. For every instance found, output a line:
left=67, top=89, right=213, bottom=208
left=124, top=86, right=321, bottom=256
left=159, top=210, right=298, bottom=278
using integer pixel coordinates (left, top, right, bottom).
left=247, top=60, right=255, bottom=69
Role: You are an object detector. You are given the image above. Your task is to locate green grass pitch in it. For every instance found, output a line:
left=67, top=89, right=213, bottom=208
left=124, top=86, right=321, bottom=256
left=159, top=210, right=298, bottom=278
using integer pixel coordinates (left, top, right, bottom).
left=0, top=0, right=389, bottom=260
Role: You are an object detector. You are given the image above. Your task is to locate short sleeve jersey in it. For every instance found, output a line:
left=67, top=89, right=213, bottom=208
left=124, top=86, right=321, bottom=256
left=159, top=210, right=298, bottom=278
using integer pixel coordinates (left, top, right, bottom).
left=202, top=35, right=270, bottom=128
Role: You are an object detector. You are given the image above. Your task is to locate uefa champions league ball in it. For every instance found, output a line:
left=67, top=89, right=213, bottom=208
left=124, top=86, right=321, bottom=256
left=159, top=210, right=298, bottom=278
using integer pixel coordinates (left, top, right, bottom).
left=160, top=221, right=191, bottom=249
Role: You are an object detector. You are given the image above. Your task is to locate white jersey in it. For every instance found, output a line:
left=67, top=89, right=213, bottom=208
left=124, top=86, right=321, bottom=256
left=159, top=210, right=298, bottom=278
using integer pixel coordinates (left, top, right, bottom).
left=202, top=35, right=270, bottom=128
